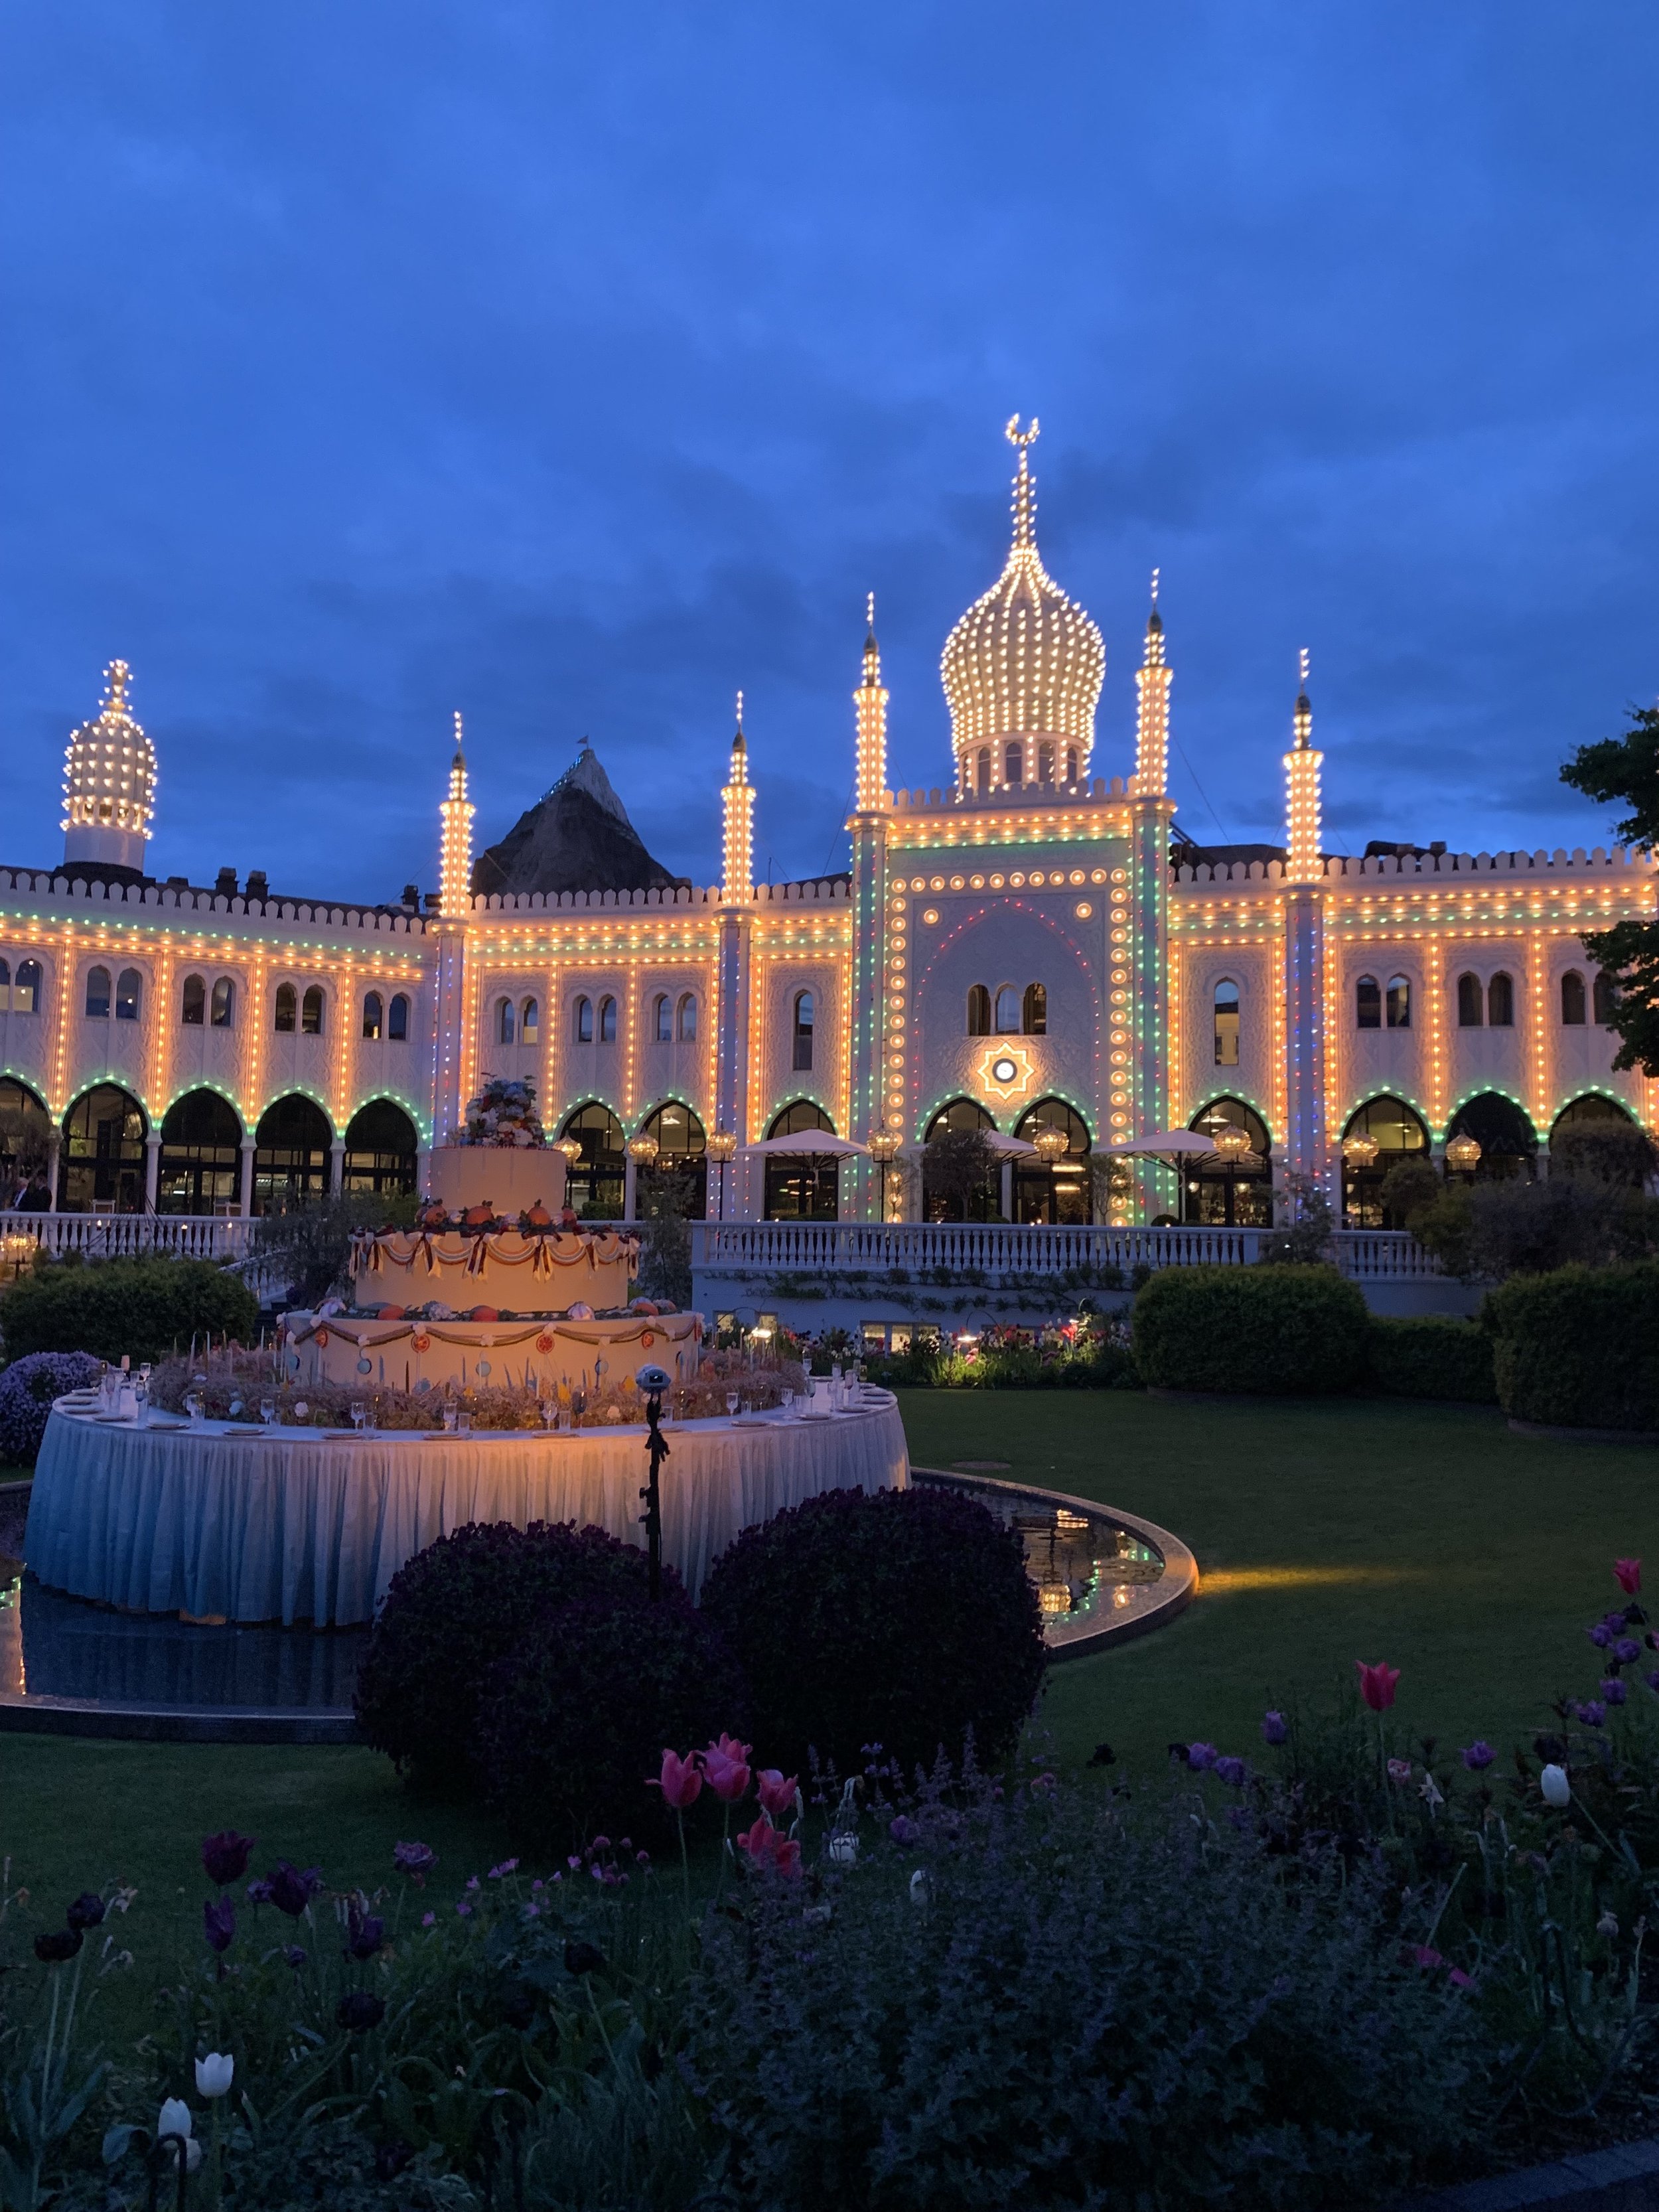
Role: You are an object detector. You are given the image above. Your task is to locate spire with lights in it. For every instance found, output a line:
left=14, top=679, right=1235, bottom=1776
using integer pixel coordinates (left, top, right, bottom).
left=62, top=659, right=157, bottom=872
left=439, top=711, right=475, bottom=918
left=853, top=592, right=889, bottom=812
left=1283, top=650, right=1323, bottom=885
left=1132, top=569, right=1171, bottom=798
left=721, top=691, right=754, bottom=903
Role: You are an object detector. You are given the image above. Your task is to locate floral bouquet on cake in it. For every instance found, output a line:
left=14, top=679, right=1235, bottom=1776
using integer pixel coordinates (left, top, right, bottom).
left=458, top=1075, right=545, bottom=1148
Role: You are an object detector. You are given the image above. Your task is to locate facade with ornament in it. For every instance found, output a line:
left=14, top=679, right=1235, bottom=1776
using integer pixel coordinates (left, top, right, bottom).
left=1, top=424, right=1652, bottom=1232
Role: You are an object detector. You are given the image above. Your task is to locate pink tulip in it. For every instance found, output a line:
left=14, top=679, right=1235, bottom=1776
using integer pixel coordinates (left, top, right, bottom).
left=701, top=1733, right=752, bottom=1803
left=756, top=1769, right=798, bottom=1820
left=1615, top=1558, right=1642, bottom=1595
left=734, top=1816, right=802, bottom=1878
left=1356, top=1661, right=1400, bottom=1713
left=648, top=1749, right=702, bottom=1810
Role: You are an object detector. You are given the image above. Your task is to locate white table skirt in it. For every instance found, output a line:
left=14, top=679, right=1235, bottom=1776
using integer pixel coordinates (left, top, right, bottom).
left=24, top=1396, right=909, bottom=1624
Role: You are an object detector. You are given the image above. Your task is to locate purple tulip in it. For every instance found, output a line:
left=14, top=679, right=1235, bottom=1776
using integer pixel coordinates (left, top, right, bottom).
left=1461, top=1741, right=1496, bottom=1770
left=1648, top=1670, right=1659, bottom=1694
left=346, top=1905, right=385, bottom=1962
left=64, top=1891, right=105, bottom=1931
left=283, top=1945, right=307, bottom=1969
left=201, top=1830, right=256, bottom=1888
left=1606, top=1609, right=1631, bottom=1631
left=335, top=1991, right=385, bottom=2032
left=246, top=1877, right=273, bottom=1907
left=889, top=1814, right=920, bottom=1845
left=392, top=1841, right=436, bottom=1881
left=1577, top=1700, right=1607, bottom=1728
left=203, top=1897, right=236, bottom=1954
left=265, top=1861, right=323, bottom=1918
left=1260, top=1711, right=1288, bottom=1746
left=33, top=1930, right=82, bottom=1963
left=1187, top=1742, right=1218, bottom=1771
left=1602, top=1678, right=1628, bottom=1706
left=1214, top=1756, right=1248, bottom=1788
left=1589, top=1623, right=1615, bottom=1649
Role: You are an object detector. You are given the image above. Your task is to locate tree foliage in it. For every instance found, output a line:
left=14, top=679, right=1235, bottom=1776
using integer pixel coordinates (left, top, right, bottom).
left=1562, top=704, right=1659, bottom=1074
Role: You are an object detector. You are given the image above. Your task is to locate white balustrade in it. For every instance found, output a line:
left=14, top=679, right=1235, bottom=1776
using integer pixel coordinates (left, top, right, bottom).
left=0, top=1211, right=257, bottom=1264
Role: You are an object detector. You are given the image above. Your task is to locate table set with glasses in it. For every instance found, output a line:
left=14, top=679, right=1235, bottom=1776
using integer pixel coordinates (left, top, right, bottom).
left=23, top=1380, right=909, bottom=1625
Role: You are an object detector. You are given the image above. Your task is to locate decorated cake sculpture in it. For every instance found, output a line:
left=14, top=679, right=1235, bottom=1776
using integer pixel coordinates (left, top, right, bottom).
left=281, top=1077, right=700, bottom=1394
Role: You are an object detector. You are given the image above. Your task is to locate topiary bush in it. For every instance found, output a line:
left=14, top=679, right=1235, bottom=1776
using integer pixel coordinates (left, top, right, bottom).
left=699, top=1484, right=1045, bottom=1780
left=0, top=1350, right=102, bottom=1466
left=354, top=1520, right=668, bottom=1793
left=1367, top=1315, right=1496, bottom=1402
left=1486, top=1260, right=1659, bottom=1430
left=0, top=1256, right=257, bottom=1365
left=475, top=1589, right=749, bottom=1845
left=1131, top=1264, right=1370, bottom=1395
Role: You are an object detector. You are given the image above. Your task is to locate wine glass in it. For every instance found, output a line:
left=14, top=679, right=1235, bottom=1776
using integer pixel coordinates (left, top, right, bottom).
left=725, top=1390, right=739, bottom=1420
left=259, top=1397, right=277, bottom=1430
left=780, top=1388, right=794, bottom=1420
left=442, top=1404, right=458, bottom=1433
left=538, top=1396, right=555, bottom=1432
left=184, top=1390, right=204, bottom=1427
left=457, top=1410, right=472, bottom=1436
left=350, top=1400, right=366, bottom=1434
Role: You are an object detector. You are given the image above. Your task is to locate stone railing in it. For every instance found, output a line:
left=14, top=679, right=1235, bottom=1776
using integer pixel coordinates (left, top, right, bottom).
left=691, top=1220, right=1441, bottom=1282
left=0, top=1211, right=257, bottom=1264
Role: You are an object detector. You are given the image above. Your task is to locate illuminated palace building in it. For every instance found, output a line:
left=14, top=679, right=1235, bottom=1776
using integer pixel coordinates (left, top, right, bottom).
left=1, top=420, right=1652, bottom=1230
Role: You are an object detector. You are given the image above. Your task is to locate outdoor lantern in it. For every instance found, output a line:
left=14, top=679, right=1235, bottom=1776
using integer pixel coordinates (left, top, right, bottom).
left=867, top=1131, right=900, bottom=1165
left=627, top=1134, right=660, bottom=1167
left=553, top=1135, right=584, bottom=1165
left=1032, top=1126, right=1070, bottom=1164
left=1212, top=1124, right=1254, bottom=1164
left=1445, top=1133, right=1482, bottom=1174
left=705, top=1129, right=738, bottom=1163
left=1342, top=1132, right=1382, bottom=1167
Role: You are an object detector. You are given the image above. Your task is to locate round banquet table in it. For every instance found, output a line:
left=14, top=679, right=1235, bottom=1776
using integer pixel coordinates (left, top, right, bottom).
left=24, top=1394, right=909, bottom=1625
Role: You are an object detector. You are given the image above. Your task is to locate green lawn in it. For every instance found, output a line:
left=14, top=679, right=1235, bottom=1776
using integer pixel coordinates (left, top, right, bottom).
left=3, top=1389, right=1655, bottom=1984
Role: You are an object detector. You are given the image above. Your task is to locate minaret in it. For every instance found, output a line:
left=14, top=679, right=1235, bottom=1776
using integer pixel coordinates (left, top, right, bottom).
left=1132, top=572, right=1171, bottom=798
left=1281, top=651, right=1329, bottom=1197
left=1283, top=650, right=1323, bottom=885
left=721, top=696, right=754, bottom=905
left=432, top=713, right=474, bottom=1151
left=439, top=712, right=475, bottom=919
left=853, top=593, right=889, bottom=812
left=62, top=660, right=157, bottom=873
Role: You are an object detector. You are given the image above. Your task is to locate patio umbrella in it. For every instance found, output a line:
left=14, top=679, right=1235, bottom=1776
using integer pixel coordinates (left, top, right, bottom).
left=1099, top=1129, right=1218, bottom=1159
left=738, top=1132, right=871, bottom=1159
left=900, top=1131, right=1039, bottom=1159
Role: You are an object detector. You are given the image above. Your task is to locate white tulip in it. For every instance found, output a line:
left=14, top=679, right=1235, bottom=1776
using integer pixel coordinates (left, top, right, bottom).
left=156, top=2100, right=200, bottom=2170
left=827, top=1832, right=859, bottom=1868
left=1540, top=1763, right=1571, bottom=1808
left=195, top=2051, right=234, bottom=2099
left=908, top=1868, right=930, bottom=1909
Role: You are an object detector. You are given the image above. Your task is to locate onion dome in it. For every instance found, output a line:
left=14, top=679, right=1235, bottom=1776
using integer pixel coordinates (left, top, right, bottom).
left=61, top=660, right=156, bottom=872
left=940, top=419, right=1104, bottom=780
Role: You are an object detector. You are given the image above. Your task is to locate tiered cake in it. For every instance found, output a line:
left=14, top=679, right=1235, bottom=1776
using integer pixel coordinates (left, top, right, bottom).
left=282, top=1079, right=699, bottom=1394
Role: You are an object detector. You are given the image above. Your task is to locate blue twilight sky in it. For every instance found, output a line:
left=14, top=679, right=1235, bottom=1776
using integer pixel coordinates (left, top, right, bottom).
left=2, top=5, right=1656, bottom=899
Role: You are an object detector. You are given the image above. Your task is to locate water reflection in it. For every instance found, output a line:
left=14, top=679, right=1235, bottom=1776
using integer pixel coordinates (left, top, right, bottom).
left=918, top=1475, right=1165, bottom=1634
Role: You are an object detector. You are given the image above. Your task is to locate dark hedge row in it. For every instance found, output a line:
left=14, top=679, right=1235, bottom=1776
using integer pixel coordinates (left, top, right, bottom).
left=1131, top=1264, right=1372, bottom=1395
left=1486, top=1260, right=1659, bottom=1431
left=0, top=1256, right=257, bottom=1365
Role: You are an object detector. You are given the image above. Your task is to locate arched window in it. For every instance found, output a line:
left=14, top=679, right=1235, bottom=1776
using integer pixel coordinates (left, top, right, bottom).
left=636, top=1100, right=707, bottom=1218
left=1340, top=1094, right=1430, bottom=1227
left=1213, top=979, right=1240, bottom=1067
left=0, top=1077, right=50, bottom=1190
left=1561, top=970, right=1587, bottom=1025
left=1457, top=972, right=1482, bottom=1027
left=1553, top=1093, right=1636, bottom=1136
left=180, top=974, right=206, bottom=1027
left=498, top=997, right=516, bottom=1045
left=15, top=960, right=40, bottom=1015
left=388, top=992, right=409, bottom=1041
left=792, top=990, right=814, bottom=1071
left=1037, top=740, right=1055, bottom=784
left=1486, top=971, right=1514, bottom=1027
left=1595, top=971, right=1621, bottom=1025
left=922, top=1098, right=997, bottom=1222
left=301, top=986, right=325, bottom=1036
left=967, top=984, right=991, bottom=1035
left=0, top=958, right=9, bottom=1011
left=115, top=968, right=141, bottom=1021
left=1004, top=741, right=1023, bottom=786
left=520, top=997, right=539, bottom=1045
left=253, top=1093, right=332, bottom=1213
left=654, top=993, right=672, bottom=1043
left=762, top=1100, right=838, bottom=1222
left=598, top=994, right=617, bottom=1045
left=344, top=1098, right=419, bottom=1196
left=993, top=984, right=1019, bottom=1034
left=975, top=747, right=991, bottom=794
left=1022, top=982, right=1046, bottom=1035
left=1014, top=1098, right=1092, bottom=1225
left=1066, top=747, right=1079, bottom=785
left=274, top=982, right=297, bottom=1033
left=1386, top=975, right=1411, bottom=1029
left=1183, top=1098, right=1272, bottom=1228
left=59, top=1084, right=147, bottom=1213
left=677, top=993, right=697, bottom=1041
left=1356, top=974, right=1381, bottom=1029
left=157, top=1088, right=242, bottom=1215
left=1446, top=1092, right=1537, bottom=1182
left=210, top=977, right=235, bottom=1028
left=84, top=966, right=111, bottom=1019
left=573, top=995, right=593, bottom=1043
left=362, top=992, right=384, bottom=1041
left=559, top=1102, right=626, bottom=1218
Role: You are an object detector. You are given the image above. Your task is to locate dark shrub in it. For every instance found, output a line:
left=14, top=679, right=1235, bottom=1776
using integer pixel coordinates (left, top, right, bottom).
left=354, top=1520, right=665, bottom=1793
left=0, top=1258, right=256, bottom=1365
left=1552, top=1119, right=1656, bottom=1189
left=699, top=1485, right=1045, bottom=1779
left=1131, top=1264, right=1370, bottom=1394
left=1368, top=1315, right=1496, bottom=1402
left=475, top=1589, right=749, bottom=1845
left=1486, top=1261, right=1659, bottom=1430
left=0, top=1351, right=102, bottom=1467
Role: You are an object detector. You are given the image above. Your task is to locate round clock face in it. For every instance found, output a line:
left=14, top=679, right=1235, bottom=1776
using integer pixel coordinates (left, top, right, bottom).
left=992, top=1057, right=1019, bottom=1085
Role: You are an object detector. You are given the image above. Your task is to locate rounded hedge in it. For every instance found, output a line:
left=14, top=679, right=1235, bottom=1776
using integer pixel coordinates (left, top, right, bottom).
left=1131, top=1264, right=1370, bottom=1395
left=0, top=1351, right=102, bottom=1467
left=1367, top=1316, right=1495, bottom=1404
left=476, top=1590, right=749, bottom=1846
left=0, top=1257, right=257, bottom=1366
left=354, top=1520, right=666, bottom=1793
left=1486, top=1261, right=1659, bottom=1430
left=699, top=1483, right=1046, bottom=1781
